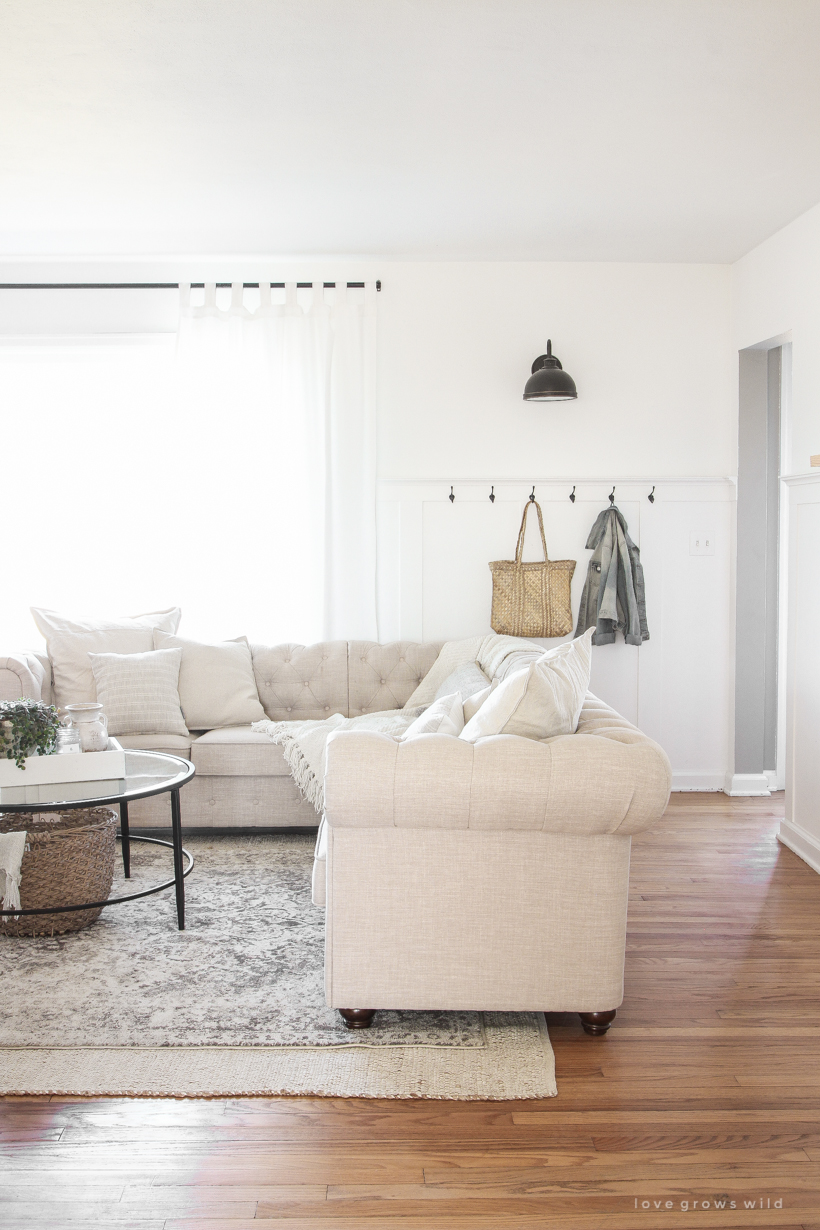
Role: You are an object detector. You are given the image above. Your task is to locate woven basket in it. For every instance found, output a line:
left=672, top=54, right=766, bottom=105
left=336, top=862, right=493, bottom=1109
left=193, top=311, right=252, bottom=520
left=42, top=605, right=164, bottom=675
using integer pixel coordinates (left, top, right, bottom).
left=0, top=808, right=117, bottom=937
left=489, top=500, right=576, bottom=637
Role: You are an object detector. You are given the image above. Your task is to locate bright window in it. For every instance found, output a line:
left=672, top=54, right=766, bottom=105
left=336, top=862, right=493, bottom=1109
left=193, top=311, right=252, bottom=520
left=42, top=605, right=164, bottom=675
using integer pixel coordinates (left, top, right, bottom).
left=1, top=334, right=323, bottom=649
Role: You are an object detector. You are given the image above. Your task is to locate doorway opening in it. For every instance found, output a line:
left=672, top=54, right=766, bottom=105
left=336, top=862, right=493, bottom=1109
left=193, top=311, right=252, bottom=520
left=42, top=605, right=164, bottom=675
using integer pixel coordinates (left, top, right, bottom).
left=732, top=339, right=791, bottom=794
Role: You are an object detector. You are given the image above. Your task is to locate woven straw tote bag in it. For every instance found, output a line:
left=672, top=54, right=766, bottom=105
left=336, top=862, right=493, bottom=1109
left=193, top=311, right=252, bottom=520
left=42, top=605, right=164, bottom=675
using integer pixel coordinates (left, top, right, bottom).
left=489, top=499, right=576, bottom=637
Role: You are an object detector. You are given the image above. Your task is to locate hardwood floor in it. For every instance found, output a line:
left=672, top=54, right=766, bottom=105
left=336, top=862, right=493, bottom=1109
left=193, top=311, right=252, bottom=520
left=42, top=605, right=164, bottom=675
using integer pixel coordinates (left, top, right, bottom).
left=3, top=792, right=820, bottom=1228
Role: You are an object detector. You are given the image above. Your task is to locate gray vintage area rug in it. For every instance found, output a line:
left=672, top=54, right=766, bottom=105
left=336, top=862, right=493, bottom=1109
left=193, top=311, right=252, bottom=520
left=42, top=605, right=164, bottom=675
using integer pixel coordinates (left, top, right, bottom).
left=0, top=834, right=556, bottom=1099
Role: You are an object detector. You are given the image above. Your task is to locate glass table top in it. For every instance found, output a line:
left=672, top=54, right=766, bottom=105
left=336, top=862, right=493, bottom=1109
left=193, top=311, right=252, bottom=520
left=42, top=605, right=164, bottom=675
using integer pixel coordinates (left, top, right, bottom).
left=0, top=749, right=195, bottom=811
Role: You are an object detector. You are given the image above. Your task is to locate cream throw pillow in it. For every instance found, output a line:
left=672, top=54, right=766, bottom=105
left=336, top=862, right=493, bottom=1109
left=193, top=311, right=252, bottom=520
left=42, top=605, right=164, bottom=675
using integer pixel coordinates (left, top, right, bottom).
left=401, top=692, right=464, bottom=739
left=31, top=606, right=182, bottom=708
left=434, top=662, right=490, bottom=703
left=403, top=636, right=485, bottom=710
left=153, top=631, right=266, bottom=730
left=459, top=630, right=593, bottom=743
left=89, top=648, right=189, bottom=737
left=462, top=681, right=496, bottom=723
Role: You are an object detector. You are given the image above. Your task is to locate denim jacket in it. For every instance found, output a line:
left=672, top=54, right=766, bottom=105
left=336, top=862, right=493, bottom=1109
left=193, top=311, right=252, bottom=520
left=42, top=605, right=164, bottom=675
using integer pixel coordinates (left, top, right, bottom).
left=574, top=506, right=649, bottom=646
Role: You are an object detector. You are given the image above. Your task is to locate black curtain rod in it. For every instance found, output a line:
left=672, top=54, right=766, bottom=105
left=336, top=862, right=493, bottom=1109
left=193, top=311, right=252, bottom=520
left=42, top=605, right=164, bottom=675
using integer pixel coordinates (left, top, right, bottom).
left=0, top=280, right=381, bottom=291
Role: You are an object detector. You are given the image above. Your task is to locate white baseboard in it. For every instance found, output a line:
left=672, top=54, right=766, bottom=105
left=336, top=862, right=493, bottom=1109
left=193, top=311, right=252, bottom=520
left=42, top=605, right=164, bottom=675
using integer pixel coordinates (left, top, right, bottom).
left=671, top=774, right=725, bottom=792
left=778, top=818, right=820, bottom=875
left=670, top=772, right=781, bottom=795
left=764, top=769, right=784, bottom=792
left=723, top=772, right=771, bottom=797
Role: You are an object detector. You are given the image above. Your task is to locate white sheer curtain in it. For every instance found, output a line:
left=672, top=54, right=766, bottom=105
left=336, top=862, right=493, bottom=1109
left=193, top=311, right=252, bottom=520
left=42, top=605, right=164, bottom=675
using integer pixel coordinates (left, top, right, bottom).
left=0, top=281, right=377, bottom=650
left=174, top=281, right=379, bottom=643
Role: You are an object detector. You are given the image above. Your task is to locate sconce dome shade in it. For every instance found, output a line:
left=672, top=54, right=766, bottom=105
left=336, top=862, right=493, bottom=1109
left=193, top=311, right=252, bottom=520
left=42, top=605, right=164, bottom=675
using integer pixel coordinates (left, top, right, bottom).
left=523, top=339, right=577, bottom=401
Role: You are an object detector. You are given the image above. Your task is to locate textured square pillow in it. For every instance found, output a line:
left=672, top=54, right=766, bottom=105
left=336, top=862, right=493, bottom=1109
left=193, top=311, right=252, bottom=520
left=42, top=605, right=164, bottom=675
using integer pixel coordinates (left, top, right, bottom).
left=402, top=636, right=484, bottom=710
left=401, top=692, right=464, bottom=739
left=459, top=630, right=593, bottom=743
left=153, top=631, right=266, bottom=729
left=31, top=606, right=182, bottom=708
left=434, top=662, right=490, bottom=703
left=89, top=648, right=189, bottom=737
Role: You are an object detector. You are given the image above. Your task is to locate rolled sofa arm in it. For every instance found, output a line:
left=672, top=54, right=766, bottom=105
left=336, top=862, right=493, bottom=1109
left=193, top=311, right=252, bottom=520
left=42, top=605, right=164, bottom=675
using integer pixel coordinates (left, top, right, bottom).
left=324, top=695, right=671, bottom=838
left=0, top=653, right=50, bottom=705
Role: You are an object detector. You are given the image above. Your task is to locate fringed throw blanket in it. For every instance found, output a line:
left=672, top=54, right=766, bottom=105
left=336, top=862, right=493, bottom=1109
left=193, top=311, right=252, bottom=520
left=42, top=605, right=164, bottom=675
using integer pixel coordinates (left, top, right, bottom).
left=252, top=710, right=416, bottom=814
left=0, top=830, right=27, bottom=917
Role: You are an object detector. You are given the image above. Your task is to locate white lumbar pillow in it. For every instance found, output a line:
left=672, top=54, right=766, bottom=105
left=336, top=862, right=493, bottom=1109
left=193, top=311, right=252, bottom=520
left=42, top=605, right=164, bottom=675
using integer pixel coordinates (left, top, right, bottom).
left=459, top=629, right=593, bottom=743
left=401, top=692, right=464, bottom=739
left=89, top=648, right=189, bottom=737
left=153, top=631, right=266, bottom=729
left=31, top=606, right=182, bottom=708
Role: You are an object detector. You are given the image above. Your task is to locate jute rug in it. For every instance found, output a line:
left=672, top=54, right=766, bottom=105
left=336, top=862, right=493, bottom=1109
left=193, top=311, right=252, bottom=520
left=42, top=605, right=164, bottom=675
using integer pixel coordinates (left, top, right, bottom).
left=0, top=834, right=556, bottom=1099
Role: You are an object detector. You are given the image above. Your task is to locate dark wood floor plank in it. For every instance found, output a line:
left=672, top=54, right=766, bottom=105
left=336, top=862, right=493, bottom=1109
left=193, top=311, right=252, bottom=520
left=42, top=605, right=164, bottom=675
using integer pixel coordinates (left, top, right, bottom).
left=3, top=792, right=820, bottom=1229
left=164, top=1215, right=817, bottom=1230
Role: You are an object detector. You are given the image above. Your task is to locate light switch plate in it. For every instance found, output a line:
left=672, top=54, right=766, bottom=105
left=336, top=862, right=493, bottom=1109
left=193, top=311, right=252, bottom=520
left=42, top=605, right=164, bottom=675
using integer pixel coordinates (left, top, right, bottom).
left=690, top=531, right=715, bottom=556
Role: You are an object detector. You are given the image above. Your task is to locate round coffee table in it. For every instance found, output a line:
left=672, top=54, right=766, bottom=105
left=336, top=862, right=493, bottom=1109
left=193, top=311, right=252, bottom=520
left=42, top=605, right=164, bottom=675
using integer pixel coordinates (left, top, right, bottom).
left=0, top=750, right=195, bottom=930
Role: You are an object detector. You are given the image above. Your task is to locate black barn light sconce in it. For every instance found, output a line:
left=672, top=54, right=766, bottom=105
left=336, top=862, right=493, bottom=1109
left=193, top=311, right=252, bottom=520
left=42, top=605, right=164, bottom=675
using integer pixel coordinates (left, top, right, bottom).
left=523, top=339, right=577, bottom=402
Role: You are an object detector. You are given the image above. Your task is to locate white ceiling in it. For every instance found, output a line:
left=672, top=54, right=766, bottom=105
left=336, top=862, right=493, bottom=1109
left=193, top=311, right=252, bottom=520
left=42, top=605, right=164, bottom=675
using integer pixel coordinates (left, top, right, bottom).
left=2, top=0, right=820, bottom=262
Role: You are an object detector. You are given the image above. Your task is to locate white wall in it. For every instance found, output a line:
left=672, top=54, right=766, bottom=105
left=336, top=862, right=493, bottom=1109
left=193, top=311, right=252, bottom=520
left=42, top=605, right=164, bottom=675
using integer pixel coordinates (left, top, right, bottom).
left=378, top=478, right=735, bottom=792
left=0, top=257, right=738, bottom=786
left=372, top=261, right=736, bottom=787
left=780, top=474, right=820, bottom=873
left=733, top=200, right=820, bottom=475
left=378, top=262, right=735, bottom=481
left=0, top=259, right=735, bottom=483
left=733, top=201, right=820, bottom=865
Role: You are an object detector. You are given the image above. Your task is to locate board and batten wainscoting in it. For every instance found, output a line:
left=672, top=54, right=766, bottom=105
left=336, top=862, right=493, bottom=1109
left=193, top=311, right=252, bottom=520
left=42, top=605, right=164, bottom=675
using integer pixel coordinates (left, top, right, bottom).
left=377, top=478, right=735, bottom=793
left=781, top=471, right=820, bottom=872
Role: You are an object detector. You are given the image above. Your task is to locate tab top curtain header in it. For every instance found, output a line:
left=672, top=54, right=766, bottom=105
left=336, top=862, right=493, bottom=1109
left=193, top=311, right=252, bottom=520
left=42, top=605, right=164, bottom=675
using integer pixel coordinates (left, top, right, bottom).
left=179, top=281, right=379, bottom=320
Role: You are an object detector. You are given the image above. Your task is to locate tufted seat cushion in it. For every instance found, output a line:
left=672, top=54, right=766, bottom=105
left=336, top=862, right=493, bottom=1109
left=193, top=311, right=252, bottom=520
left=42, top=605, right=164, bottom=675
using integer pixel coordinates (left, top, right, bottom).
left=251, top=641, right=349, bottom=720
left=190, top=726, right=294, bottom=776
left=347, top=641, right=441, bottom=716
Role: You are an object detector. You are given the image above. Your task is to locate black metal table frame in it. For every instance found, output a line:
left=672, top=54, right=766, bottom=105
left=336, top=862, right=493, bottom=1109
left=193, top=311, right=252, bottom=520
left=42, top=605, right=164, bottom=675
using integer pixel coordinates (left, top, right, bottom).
left=0, top=752, right=195, bottom=930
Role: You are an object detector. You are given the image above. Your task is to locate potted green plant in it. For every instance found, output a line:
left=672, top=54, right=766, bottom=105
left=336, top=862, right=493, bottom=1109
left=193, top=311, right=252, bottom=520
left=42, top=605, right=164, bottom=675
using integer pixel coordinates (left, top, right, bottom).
left=0, top=699, right=60, bottom=769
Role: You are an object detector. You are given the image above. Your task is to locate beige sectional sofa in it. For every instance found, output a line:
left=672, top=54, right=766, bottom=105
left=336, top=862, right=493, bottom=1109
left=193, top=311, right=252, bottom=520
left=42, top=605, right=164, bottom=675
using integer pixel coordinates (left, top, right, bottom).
left=1, top=637, right=672, bottom=1034
left=0, top=641, right=441, bottom=829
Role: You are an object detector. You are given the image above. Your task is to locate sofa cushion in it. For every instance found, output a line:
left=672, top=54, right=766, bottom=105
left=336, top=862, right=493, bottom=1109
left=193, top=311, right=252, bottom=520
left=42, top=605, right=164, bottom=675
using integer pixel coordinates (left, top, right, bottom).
left=348, top=641, right=441, bottom=716
left=117, top=732, right=195, bottom=756
left=191, top=726, right=292, bottom=776
left=31, top=606, right=181, bottom=708
left=251, top=642, right=349, bottom=721
left=154, top=631, right=265, bottom=729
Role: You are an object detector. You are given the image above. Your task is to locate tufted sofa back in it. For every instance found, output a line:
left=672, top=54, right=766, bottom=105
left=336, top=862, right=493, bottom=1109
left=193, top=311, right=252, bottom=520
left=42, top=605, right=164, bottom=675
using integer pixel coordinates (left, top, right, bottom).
left=347, top=641, right=441, bottom=716
left=251, top=640, right=441, bottom=721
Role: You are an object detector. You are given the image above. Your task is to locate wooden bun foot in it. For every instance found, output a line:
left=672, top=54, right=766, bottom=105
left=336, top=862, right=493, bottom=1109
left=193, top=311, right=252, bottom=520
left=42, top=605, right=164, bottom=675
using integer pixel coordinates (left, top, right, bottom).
left=579, top=1010, right=616, bottom=1036
left=339, top=1009, right=376, bottom=1030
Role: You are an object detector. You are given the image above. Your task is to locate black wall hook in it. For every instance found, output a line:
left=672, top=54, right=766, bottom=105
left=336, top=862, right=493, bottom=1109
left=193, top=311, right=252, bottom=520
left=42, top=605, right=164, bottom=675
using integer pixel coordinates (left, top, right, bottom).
left=489, top=485, right=495, bottom=503
left=449, top=486, right=455, bottom=503
left=648, top=486, right=656, bottom=503
left=529, top=486, right=536, bottom=502
left=608, top=487, right=616, bottom=506
left=569, top=485, right=576, bottom=503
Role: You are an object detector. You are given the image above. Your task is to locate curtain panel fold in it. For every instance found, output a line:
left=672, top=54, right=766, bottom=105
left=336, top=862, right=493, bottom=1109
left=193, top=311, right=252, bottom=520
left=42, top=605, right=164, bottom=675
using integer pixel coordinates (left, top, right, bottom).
left=175, top=282, right=378, bottom=643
